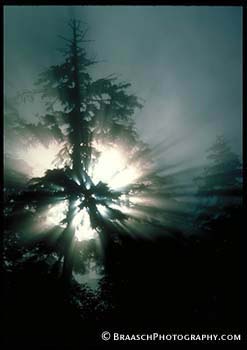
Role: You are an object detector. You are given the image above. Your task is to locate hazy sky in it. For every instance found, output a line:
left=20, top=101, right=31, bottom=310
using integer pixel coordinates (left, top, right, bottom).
left=4, top=6, right=242, bottom=167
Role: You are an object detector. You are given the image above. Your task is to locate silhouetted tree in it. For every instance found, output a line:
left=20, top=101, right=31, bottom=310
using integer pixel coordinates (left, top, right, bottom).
left=195, top=135, right=241, bottom=198
left=194, top=135, right=242, bottom=232
left=4, top=19, right=143, bottom=285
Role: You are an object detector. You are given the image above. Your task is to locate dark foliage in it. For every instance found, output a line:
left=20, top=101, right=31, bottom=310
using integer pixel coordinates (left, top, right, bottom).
left=3, top=20, right=244, bottom=348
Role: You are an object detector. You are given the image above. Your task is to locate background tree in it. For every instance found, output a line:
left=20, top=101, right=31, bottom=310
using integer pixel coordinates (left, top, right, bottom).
left=194, top=134, right=242, bottom=233
left=195, top=135, right=241, bottom=198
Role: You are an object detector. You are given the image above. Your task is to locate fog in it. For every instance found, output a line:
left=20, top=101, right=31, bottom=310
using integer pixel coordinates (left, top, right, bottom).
left=4, top=6, right=242, bottom=169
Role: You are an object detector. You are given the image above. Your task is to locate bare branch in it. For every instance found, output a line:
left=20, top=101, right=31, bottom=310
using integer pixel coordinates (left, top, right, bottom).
left=58, top=35, right=73, bottom=45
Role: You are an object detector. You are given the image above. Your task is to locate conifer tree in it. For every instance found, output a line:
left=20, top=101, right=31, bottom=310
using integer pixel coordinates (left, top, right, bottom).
left=5, top=20, right=143, bottom=284
left=195, top=135, right=241, bottom=199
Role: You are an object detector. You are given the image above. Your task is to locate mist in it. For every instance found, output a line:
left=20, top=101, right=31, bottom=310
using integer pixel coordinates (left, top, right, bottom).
left=4, top=5, right=242, bottom=171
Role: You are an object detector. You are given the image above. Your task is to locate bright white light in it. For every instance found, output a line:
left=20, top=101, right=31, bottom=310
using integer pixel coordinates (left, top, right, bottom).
left=110, top=166, right=140, bottom=189
left=16, top=141, right=62, bottom=177
left=73, top=208, right=97, bottom=242
left=46, top=200, right=68, bottom=228
left=97, top=204, right=108, bottom=217
left=90, top=142, right=141, bottom=190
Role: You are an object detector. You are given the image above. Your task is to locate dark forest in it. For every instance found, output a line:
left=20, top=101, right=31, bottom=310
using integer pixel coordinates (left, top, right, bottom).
left=3, top=7, right=244, bottom=348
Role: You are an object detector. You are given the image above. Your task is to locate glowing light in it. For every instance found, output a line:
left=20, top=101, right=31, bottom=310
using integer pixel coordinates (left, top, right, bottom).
left=16, top=141, right=62, bottom=177
left=73, top=177, right=81, bottom=186
left=97, top=204, right=108, bottom=216
left=90, top=142, right=141, bottom=190
left=46, top=200, right=69, bottom=228
left=110, top=166, right=140, bottom=189
left=73, top=208, right=97, bottom=242
left=14, top=138, right=152, bottom=243
left=85, top=182, right=91, bottom=190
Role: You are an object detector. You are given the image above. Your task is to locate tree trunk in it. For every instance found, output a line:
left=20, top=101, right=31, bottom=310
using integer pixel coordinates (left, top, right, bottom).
left=61, top=200, right=75, bottom=286
left=61, top=22, right=92, bottom=285
left=62, top=237, right=75, bottom=286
